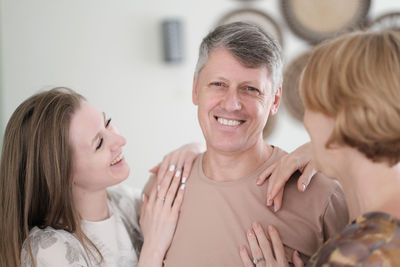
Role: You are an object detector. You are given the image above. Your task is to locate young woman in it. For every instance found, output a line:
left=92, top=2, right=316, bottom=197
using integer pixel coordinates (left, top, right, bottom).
left=0, top=88, right=197, bottom=267
left=240, top=30, right=400, bottom=266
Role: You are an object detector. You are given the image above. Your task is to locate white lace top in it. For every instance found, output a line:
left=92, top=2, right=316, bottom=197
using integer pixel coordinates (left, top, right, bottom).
left=21, top=186, right=143, bottom=267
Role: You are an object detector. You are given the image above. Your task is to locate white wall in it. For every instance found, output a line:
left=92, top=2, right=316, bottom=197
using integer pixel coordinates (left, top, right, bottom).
left=1, top=0, right=399, bottom=189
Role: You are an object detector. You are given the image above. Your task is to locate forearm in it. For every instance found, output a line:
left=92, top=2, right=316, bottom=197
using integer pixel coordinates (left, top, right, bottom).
left=137, top=241, right=165, bottom=267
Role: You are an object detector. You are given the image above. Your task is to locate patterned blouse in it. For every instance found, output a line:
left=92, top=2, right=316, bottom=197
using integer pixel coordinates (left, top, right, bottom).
left=307, top=212, right=400, bottom=266
left=20, top=186, right=143, bottom=267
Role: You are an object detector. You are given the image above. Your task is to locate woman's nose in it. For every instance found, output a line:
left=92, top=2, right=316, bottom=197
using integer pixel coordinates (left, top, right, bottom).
left=109, top=126, right=126, bottom=149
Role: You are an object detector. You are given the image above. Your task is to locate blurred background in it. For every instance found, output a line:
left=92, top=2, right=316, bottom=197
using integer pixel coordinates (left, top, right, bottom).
left=0, top=0, right=399, bottom=189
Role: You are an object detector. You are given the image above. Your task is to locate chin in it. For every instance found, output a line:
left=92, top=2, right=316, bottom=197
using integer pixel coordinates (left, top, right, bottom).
left=210, top=140, right=247, bottom=153
left=111, top=164, right=130, bottom=183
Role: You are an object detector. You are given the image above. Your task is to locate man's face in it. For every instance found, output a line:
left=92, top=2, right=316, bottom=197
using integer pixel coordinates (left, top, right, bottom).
left=193, top=47, right=281, bottom=153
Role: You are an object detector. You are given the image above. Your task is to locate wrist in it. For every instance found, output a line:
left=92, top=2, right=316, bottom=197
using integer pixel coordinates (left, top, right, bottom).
left=139, top=241, right=166, bottom=265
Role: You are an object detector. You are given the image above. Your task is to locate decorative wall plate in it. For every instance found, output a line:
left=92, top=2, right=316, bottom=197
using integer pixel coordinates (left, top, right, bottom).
left=282, top=51, right=311, bottom=121
left=368, top=12, right=400, bottom=31
left=281, top=0, right=371, bottom=44
left=218, top=8, right=284, bottom=47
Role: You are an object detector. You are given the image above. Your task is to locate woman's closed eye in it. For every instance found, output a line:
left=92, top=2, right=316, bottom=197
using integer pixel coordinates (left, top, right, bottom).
left=96, top=118, right=112, bottom=150
left=96, top=137, right=103, bottom=150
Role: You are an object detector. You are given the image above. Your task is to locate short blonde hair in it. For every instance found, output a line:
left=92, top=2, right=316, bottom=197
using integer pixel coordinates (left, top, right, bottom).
left=300, top=30, right=400, bottom=166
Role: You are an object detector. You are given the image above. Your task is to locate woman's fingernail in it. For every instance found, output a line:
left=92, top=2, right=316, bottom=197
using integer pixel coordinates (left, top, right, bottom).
left=169, top=164, right=175, bottom=172
left=301, top=183, right=307, bottom=192
left=181, top=176, right=187, bottom=183
left=157, top=184, right=161, bottom=191
left=240, top=246, right=246, bottom=252
left=268, top=225, right=275, bottom=232
left=266, top=198, right=272, bottom=206
left=175, top=169, right=181, bottom=178
left=256, top=179, right=262, bottom=185
left=247, top=229, right=253, bottom=237
left=274, top=204, right=279, bottom=212
left=180, top=183, right=186, bottom=190
left=295, top=250, right=300, bottom=257
left=253, top=222, right=260, bottom=228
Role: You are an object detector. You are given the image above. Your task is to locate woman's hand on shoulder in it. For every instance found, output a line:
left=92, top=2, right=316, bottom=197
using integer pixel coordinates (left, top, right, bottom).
left=149, top=142, right=205, bottom=184
left=138, top=167, right=186, bottom=267
left=239, top=223, right=304, bottom=267
left=257, top=142, right=317, bottom=212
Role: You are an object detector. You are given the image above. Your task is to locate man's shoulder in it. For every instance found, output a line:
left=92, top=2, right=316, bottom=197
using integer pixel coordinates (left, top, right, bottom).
left=306, top=172, right=343, bottom=197
left=271, top=145, right=342, bottom=195
left=143, top=153, right=203, bottom=195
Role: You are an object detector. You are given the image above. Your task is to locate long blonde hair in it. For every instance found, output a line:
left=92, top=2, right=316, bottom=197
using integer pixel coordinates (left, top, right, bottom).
left=300, top=30, right=400, bottom=166
left=0, top=88, right=101, bottom=266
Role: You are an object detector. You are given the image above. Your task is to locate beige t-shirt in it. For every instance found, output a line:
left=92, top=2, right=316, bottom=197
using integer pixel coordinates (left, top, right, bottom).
left=144, top=146, right=349, bottom=266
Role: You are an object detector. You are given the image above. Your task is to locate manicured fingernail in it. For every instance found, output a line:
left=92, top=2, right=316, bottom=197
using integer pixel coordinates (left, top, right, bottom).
left=157, top=184, right=161, bottom=191
left=180, top=183, right=185, bottom=190
left=266, top=198, right=272, bottom=206
left=181, top=176, right=187, bottom=184
left=301, top=183, right=307, bottom=192
left=253, top=222, right=260, bottom=228
left=169, top=164, right=175, bottom=172
left=256, top=179, right=262, bottom=185
left=274, top=204, right=278, bottom=213
left=247, top=229, right=253, bottom=236
left=175, top=170, right=181, bottom=178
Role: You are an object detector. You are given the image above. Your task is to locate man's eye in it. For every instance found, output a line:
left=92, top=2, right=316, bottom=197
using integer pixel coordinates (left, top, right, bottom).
left=212, top=82, right=224, bottom=87
left=96, top=138, right=103, bottom=150
left=246, top=86, right=260, bottom=95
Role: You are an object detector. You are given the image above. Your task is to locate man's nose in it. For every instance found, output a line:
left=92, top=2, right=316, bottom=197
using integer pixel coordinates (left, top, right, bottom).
left=221, top=88, right=241, bottom=111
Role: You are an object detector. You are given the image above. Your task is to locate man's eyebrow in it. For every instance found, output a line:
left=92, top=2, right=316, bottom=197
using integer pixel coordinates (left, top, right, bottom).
left=210, top=76, right=229, bottom=82
left=238, top=80, right=258, bottom=86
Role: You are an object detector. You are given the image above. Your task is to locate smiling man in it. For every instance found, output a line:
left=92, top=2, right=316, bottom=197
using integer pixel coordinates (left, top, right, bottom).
left=145, top=22, right=349, bottom=266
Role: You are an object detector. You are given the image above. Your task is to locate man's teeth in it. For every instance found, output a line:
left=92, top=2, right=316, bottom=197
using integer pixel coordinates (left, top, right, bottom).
left=217, top=117, right=241, bottom=126
left=111, top=154, right=123, bottom=166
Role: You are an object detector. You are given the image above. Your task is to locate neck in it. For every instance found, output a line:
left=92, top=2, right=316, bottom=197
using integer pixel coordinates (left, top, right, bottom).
left=203, top=139, right=272, bottom=181
left=73, top=187, right=110, bottom=221
left=337, top=150, right=400, bottom=220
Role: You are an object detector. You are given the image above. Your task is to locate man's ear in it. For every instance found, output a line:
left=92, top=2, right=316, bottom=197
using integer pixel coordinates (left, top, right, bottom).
left=270, top=86, right=282, bottom=115
left=192, top=76, right=199, bottom=106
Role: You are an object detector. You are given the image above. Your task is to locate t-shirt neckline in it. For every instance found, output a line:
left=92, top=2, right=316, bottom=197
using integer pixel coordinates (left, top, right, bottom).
left=197, top=145, right=279, bottom=186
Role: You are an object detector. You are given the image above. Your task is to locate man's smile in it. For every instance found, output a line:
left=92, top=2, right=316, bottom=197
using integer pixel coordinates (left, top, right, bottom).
left=214, top=116, right=245, bottom=127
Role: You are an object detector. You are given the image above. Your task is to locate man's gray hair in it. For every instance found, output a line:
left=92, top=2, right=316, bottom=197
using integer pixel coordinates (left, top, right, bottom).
left=194, top=22, right=283, bottom=93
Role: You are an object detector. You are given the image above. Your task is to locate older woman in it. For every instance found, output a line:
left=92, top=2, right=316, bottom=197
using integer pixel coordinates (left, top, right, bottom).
left=241, top=30, right=400, bottom=266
